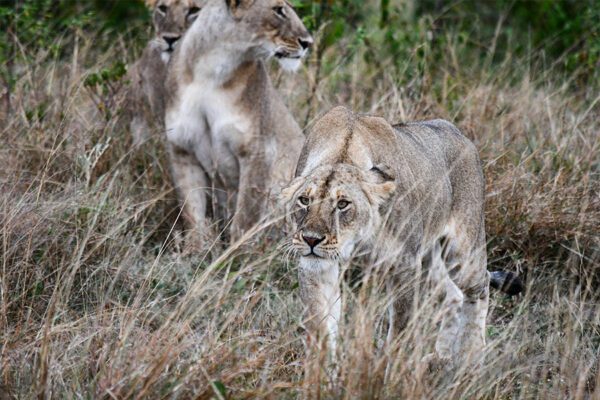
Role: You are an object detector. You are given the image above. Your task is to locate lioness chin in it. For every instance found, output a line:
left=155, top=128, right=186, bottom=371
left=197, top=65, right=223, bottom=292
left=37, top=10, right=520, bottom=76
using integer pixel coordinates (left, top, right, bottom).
left=165, top=0, right=312, bottom=248
left=281, top=106, right=493, bottom=366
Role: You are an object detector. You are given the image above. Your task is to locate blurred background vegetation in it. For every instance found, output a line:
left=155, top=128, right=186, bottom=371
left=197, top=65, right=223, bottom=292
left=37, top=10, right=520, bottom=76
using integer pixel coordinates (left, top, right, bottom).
left=1, top=0, right=598, bottom=94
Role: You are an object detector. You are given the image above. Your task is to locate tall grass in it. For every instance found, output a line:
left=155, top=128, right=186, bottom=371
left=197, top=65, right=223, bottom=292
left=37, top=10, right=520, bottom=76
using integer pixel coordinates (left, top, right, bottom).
left=1, top=3, right=599, bottom=399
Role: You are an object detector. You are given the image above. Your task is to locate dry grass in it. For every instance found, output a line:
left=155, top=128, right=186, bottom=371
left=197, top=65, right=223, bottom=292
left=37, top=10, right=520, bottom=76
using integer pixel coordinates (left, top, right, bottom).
left=1, top=18, right=599, bottom=400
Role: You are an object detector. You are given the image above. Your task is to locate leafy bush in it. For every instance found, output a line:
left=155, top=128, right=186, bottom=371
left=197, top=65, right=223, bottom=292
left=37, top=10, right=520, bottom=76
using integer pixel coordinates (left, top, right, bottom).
left=0, top=0, right=148, bottom=114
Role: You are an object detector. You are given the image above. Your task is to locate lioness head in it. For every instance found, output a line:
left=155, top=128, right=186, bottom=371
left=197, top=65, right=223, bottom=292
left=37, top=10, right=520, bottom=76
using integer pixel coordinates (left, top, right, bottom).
left=224, top=0, right=313, bottom=71
left=146, top=0, right=205, bottom=53
left=281, top=164, right=396, bottom=260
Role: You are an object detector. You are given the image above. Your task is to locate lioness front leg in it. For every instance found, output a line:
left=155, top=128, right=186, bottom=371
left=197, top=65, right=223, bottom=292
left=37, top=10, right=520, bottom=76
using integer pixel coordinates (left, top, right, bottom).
left=298, top=257, right=341, bottom=360
left=168, top=144, right=212, bottom=252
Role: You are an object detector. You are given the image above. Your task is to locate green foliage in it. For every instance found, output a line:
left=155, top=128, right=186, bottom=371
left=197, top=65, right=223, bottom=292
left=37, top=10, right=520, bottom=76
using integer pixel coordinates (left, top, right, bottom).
left=0, top=0, right=146, bottom=63
left=0, top=0, right=148, bottom=112
left=84, top=61, right=127, bottom=88
left=84, top=61, right=128, bottom=121
left=212, top=380, right=228, bottom=398
left=2, top=0, right=597, bottom=88
left=290, top=0, right=598, bottom=85
left=416, top=0, right=599, bottom=79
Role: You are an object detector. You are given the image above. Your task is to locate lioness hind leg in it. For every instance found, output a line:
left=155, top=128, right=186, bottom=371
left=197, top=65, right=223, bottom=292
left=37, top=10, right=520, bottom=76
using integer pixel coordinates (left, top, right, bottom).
left=424, top=241, right=464, bottom=364
left=455, top=251, right=489, bottom=362
left=130, top=115, right=150, bottom=146
left=168, top=144, right=212, bottom=252
left=434, top=278, right=464, bottom=361
left=444, top=226, right=489, bottom=362
left=459, top=285, right=489, bottom=363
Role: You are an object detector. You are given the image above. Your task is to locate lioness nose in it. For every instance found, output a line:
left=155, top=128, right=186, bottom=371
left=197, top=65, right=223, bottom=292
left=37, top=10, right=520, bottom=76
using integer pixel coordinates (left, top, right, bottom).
left=302, top=234, right=325, bottom=249
left=298, top=37, right=313, bottom=50
left=163, top=35, right=181, bottom=48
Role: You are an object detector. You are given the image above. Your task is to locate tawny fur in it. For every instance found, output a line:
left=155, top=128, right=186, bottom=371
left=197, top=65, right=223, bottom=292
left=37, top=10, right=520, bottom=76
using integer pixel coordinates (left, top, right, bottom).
left=164, top=0, right=312, bottom=246
left=127, top=0, right=205, bottom=145
left=281, top=106, right=490, bottom=366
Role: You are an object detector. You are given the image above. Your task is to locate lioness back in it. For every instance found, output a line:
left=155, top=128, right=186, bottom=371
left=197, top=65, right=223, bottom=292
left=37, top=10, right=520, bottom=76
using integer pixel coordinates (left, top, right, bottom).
left=392, top=118, right=485, bottom=244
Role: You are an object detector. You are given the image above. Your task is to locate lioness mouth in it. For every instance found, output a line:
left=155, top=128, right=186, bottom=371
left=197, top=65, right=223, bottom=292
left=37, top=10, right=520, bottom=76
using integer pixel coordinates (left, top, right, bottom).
left=275, top=51, right=300, bottom=59
left=304, top=250, right=324, bottom=258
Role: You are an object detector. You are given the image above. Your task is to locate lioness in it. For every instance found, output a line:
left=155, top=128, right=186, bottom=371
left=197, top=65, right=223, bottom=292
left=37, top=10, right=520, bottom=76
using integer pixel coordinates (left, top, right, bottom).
left=165, top=0, right=312, bottom=244
left=281, top=106, right=492, bottom=364
left=128, top=0, right=205, bottom=145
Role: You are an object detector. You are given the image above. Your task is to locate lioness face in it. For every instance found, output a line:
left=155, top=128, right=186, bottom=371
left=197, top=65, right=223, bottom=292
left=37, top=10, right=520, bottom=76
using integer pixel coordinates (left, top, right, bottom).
left=147, top=0, right=205, bottom=53
left=227, top=0, right=313, bottom=71
left=282, top=165, right=396, bottom=260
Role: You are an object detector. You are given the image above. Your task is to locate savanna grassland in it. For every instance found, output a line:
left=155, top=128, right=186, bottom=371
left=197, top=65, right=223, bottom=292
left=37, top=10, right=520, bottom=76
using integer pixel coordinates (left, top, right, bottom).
left=1, top=0, right=599, bottom=398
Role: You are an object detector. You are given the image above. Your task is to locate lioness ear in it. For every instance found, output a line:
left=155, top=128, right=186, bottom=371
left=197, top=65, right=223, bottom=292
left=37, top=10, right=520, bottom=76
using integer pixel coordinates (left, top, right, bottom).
left=367, top=181, right=396, bottom=205
left=369, top=164, right=395, bottom=182
left=225, top=0, right=254, bottom=16
left=364, top=164, right=396, bottom=204
left=145, top=0, right=158, bottom=9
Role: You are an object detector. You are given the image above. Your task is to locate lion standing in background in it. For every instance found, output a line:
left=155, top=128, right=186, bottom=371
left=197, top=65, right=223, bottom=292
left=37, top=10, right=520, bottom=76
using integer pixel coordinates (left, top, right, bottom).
left=165, top=0, right=312, bottom=247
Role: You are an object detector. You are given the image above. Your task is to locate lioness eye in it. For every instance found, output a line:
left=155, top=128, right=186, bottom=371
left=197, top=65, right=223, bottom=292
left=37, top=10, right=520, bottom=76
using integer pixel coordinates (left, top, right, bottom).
left=298, top=196, right=310, bottom=206
left=158, top=5, right=168, bottom=14
left=273, top=6, right=286, bottom=18
left=337, top=200, right=350, bottom=210
left=188, top=6, right=200, bottom=16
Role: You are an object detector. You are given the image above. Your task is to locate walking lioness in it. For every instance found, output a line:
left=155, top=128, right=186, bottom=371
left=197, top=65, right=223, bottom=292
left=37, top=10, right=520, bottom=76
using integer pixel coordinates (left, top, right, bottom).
left=280, top=106, right=491, bottom=364
left=165, top=0, right=312, bottom=245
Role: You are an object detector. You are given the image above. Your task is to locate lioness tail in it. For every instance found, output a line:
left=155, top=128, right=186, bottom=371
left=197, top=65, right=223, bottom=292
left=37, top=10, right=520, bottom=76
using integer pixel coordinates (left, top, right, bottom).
left=489, top=271, right=524, bottom=296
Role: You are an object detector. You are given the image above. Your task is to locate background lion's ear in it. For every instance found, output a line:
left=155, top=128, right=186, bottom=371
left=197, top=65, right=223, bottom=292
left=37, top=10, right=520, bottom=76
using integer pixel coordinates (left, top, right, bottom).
left=145, top=0, right=158, bottom=9
left=225, top=0, right=254, bottom=17
left=279, top=177, right=305, bottom=204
